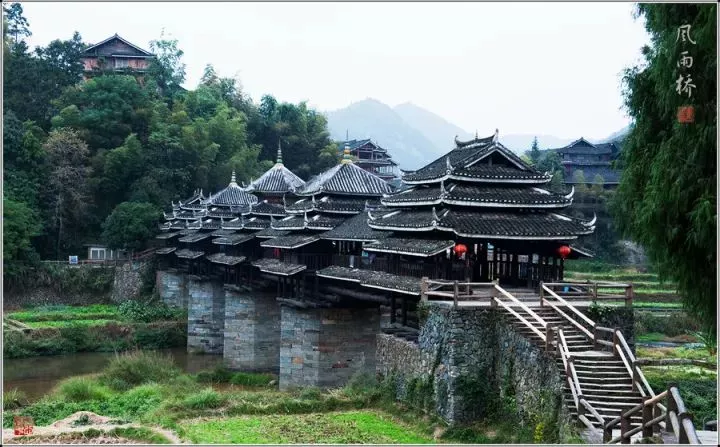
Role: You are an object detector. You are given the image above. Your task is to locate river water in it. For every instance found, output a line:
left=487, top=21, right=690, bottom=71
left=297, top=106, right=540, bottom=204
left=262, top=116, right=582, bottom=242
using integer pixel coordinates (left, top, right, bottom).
left=3, top=348, right=224, bottom=402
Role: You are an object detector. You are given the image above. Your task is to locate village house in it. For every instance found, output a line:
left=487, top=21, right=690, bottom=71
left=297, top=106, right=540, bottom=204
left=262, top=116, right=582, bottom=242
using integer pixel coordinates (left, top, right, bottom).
left=81, top=33, right=154, bottom=82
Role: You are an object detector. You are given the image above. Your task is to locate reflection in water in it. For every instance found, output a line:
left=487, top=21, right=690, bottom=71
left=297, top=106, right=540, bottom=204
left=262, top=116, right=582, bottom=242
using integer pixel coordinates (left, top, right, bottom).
left=3, top=348, right=224, bottom=402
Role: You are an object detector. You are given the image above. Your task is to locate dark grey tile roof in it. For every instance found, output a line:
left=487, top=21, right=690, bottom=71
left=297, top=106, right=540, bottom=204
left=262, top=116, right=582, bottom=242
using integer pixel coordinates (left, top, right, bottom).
left=453, top=164, right=550, bottom=182
left=212, top=232, right=255, bottom=246
left=156, top=231, right=182, bottom=240
left=205, top=181, right=258, bottom=207
left=252, top=258, right=307, bottom=276
left=208, top=210, right=238, bottom=219
left=169, top=221, right=188, bottom=230
left=272, top=215, right=344, bottom=231
left=368, top=208, right=595, bottom=240
left=363, top=238, right=455, bottom=257
left=337, top=139, right=388, bottom=153
left=316, top=266, right=421, bottom=296
left=175, top=249, right=205, bottom=259
left=244, top=201, right=286, bottom=216
left=320, top=211, right=387, bottom=242
left=382, top=183, right=572, bottom=208
left=210, top=229, right=236, bottom=237
left=206, top=253, right=247, bottom=265
left=246, top=163, right=305, bottom=195
left=402, top=134, right=537, bottom=185
left=201, top=219, right=221, bottom=230
left=155, top=247, right=177, bottom=255
left=547, top=138, right=619, bottom=156
left=178, top=229, right=198, bottom=236
left=243, top=217, right=272, bottom=230
left=298, top=162, right=393, bottom=197
left=178, top=233, right=213, bottom=243
left=260, top=234, right=320, bottom=249
left=287, top=196, right=378, bottom=215
left=254, top=228, right=291, bottom=239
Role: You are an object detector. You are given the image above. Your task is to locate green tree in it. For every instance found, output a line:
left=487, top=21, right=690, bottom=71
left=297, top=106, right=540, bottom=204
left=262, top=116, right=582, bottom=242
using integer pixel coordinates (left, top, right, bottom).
left=3, top=2, right=30, bottom=47
left=572, top=170, right=588, bottom=194
left=51, top=75, right=155, bottom=151
left=42, top=129, right=92, bottom=259
left=3, top=196, right=41, bottom=263
left=591, top=174, right=605, bottom=196
left=549, top=171, right=565, bottom=193
left=147, top=32, right=186, bottom=99
left=613, top=4, right=716, bottom=328
left=537, top=151, right=562, bottom=174
left=102, top=202, right=162, bottom=251
left=529, top=137, right=541, bottom=165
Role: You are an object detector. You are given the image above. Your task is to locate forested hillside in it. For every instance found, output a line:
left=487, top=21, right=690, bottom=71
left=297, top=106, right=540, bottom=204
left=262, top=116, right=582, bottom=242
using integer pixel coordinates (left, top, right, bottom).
left=3, top=4, right=339, bottom=278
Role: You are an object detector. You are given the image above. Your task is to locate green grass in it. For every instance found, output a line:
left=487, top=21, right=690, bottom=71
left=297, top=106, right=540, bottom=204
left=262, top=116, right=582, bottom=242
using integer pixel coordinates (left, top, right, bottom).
left=24, top=319, right=119, bottom=328
left=3, top=388, right=28, bottom=410
left=182, top=411, right=435, bottom=444
left=100, top=351, right=182, bottom=391
left=7, top=305, right=120, bottom=322
left=57, top=376, right=112, bottom=402
left=636, top=345, right=717, bottom=364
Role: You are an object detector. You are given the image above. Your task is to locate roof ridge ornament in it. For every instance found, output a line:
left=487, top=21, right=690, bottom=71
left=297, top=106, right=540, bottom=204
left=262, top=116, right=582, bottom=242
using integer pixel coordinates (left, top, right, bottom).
left=367, top=210, right=375, bottom=221
left=493, top=128, right=499, bottom=143
left=282, top=194, right=287, bottom=209
left=563, top=186, right=575, bottom=200
left=364, top=200, right=370, bottom=211
left=303, top=211, right=309, bottom=224
left=583, top=213, right=597, bottom=227
left=440, top=180, right=447, bottom=198
left=446, top=156, right=453, bottom=174
left=432, top=206, right=439, bottom=224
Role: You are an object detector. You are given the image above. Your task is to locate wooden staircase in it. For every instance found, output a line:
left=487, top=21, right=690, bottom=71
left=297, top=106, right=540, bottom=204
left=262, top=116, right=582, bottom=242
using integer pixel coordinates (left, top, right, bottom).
left=421, top=278, right=704, bottom=444
left=505, top=306, right=645, bottom=430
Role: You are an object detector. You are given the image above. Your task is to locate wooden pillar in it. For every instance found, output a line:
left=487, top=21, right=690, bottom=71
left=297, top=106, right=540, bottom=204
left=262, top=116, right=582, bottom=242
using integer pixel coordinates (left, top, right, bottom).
left=526, top=253, right=533, bottom=288
left=390, top=294, right=396, bottom=324
left=401, top=297, right=408, bottom=326
left=559, top=258, right=565, bottom=281
left=511, top=253, right=519, bottom=285
left=492, top=248, right=497, bottom=281
left=552, top=257, right=558, bottom=281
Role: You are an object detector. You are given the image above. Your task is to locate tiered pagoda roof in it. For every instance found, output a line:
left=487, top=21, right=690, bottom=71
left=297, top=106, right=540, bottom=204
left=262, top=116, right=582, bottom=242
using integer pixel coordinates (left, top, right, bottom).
left=246, top=143, right=305, bottom=196
left=367, top=130, right=595, bottom=254
left=260, top=148, right=395, bottom=276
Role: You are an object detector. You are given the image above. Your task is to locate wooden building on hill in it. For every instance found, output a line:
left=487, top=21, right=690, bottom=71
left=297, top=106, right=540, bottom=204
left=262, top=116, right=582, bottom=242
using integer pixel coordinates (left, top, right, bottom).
left=82, top=34, right=154, bottom=81
left=546, top=138, right=622, bottom=189
left=337, top=139, right=399, bottom=182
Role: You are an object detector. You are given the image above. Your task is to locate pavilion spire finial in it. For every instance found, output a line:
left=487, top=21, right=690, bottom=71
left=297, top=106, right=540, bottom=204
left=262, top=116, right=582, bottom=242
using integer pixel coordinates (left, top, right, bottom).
left=475, top=129, right=478, bottom=139
left=230, top=171, right=237, bottom=186
left=276, top=139, right=283, bottom=165
left=493, top=128, right=499, bottom=143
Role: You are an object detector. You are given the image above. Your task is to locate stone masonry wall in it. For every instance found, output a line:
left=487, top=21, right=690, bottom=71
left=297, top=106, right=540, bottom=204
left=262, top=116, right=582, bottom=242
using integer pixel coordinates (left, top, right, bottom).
left=280, top=305, right=380, bottom=391
left=157, top=270, right=188, bottom=310
left=224, top=287, right=281, bottom=372
left=111, top=261, right=151, bottom=302
left=377, top=303, right=565, bottom=430
left=187, top=279, right=225, bottom=354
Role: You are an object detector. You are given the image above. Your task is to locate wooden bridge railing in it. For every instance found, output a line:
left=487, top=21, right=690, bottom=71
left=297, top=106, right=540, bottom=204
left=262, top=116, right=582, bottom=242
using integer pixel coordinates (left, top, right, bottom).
left=542, top=280, right=635, bottom=307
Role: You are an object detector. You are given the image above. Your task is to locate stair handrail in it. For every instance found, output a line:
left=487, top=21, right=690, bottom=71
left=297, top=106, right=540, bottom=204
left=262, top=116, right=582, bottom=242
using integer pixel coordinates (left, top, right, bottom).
left=603, top=386, right=700, bottom=444
left=541, top=282, right=595, bottom=341
left=613, top=330, right=656, bottom=401
left=557, top=327, right=607, bottom=439
left=494, top=297, right=546, bottom=341
left=494, top=284, right=547, bottom=329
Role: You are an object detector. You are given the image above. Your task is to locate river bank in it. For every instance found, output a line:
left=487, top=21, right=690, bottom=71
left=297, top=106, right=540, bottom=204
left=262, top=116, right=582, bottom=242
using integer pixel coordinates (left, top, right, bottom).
left=3, top=351, right=575, bottom=444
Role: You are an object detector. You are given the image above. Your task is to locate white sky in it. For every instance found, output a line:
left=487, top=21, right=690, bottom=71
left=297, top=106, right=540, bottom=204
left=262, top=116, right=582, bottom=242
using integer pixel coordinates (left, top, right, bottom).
left=21, top=1, right=650, bottom=140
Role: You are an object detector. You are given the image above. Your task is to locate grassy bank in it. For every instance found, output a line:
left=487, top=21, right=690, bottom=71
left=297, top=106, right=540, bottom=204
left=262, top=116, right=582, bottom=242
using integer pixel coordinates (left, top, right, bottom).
left=564, top=260, right=678, bottom=299
left=4, top=351, right=575, bottom=444
left=4, top=302, right=187, bottom=359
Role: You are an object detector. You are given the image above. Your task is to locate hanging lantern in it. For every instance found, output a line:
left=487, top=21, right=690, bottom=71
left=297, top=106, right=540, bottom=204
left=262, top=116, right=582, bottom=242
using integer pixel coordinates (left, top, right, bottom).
left=454, top=244, right=468, bottom=256
left=558, top=245, right=571, bottom=260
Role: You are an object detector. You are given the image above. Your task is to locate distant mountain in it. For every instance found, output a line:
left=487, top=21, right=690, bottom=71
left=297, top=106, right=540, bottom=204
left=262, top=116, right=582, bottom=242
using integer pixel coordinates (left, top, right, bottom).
left=325, top=98, right=630, bottom=170
left=325, top=99, right=439, bottom=170
left=393, top=102, right=473, bottom=156
left=596, top=125, right=630, bottom=144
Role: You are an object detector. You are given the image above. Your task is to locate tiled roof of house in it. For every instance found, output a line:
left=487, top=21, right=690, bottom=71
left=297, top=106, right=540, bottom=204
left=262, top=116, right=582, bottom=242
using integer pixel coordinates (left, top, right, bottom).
left=368, top=208, right=595, bottom=240
left=155, top=247, right=177, bottom=255
left=175, top=249, right=205, bottom=259
left=298, top=162, right=393, bottom=197
left=206, top=253, right=246, bottom=265
left=363, top=238, right=455, bottom=257
left=286, top=196, right=379, bottom=215
left=320, top=211, right=387, bottom=242
left=178, top=233, right=212, bottom=243
left=254, top=228, right=291, bottom=239
left=316, top=266, right=421, bottom=295
left=211, top=232, right=256, bottom=246
left=246, top=154, right=305, bottom=195
left=252, top=258, right=307, bottom=276
left=204, top=172, right=258, bottom=207
left=260, top=234, right=321, bottom=249
left=382, top=183, right=573, bottom=208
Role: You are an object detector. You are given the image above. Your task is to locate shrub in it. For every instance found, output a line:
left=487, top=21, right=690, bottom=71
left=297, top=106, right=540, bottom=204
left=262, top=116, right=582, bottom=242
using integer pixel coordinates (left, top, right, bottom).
left=635, top=311, right=701, bottom=337
left=3, top=388, right=28, bottom=410
left=229, top=372, right=275, bottom=387
left=118, top=299, right=182, bottom=323
left=196, top=366, right=233, bottom=384
left=57, top=377, right=111, bottom=402
left=101, top=351, right=180, bottom=391
left=181, top=388, right=226, bottom=410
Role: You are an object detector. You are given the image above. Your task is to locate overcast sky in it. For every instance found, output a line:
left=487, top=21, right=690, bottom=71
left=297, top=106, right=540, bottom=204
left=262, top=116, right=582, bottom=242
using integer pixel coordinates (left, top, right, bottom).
left=21, top=1, right=650, bottom=140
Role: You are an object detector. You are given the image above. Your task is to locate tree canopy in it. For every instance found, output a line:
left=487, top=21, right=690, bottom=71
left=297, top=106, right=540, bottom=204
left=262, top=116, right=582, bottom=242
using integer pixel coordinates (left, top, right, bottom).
left=102, top=202, right=163, bottom=251
left=613, top=3, right=716, bottom=329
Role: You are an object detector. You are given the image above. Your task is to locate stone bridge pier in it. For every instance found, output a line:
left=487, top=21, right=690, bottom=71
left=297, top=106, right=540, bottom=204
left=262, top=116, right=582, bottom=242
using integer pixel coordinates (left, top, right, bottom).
left=187, top=278, right=225, bottom=354
left=156, top=270, right=189, bottom=310
left=223, top=287, right=281, bottom=372
left=279, top=304, right=381, bottom=391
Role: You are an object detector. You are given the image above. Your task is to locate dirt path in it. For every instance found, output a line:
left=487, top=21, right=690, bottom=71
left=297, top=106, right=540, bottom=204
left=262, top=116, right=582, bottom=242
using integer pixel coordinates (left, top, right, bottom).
left=2, top=411, right=184, bottom=444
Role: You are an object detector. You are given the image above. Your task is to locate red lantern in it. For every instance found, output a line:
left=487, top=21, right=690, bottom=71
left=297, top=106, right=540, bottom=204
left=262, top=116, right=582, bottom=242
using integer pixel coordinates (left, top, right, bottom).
left=558, top=245, right=571, bottom=260
left=454, top=244, right=468, bottom=255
